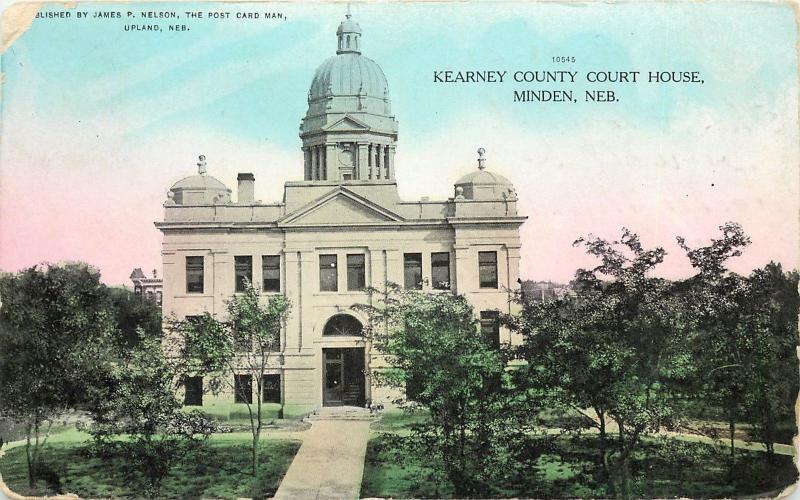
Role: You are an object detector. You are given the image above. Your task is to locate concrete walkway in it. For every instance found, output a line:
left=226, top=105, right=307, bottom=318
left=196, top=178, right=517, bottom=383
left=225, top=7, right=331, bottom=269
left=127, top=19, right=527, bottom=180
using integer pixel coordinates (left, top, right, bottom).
left=273, top=419, right=371, bottom=500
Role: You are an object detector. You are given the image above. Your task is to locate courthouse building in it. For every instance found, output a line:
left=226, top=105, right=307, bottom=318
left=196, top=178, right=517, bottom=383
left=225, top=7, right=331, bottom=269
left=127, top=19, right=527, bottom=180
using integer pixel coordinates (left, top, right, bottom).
left=156, top=14, right=525, bottom=417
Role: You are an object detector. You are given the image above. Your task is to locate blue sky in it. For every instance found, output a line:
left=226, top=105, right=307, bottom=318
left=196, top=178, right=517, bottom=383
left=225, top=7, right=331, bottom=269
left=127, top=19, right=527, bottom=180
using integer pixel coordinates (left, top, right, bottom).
left=1, top=1, right=797, bottom=284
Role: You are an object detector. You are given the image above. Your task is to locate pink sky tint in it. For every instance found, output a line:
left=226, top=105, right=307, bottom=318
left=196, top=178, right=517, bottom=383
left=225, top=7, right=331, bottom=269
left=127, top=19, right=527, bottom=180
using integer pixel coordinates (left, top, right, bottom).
left=1, top=78, right=797, bottom=286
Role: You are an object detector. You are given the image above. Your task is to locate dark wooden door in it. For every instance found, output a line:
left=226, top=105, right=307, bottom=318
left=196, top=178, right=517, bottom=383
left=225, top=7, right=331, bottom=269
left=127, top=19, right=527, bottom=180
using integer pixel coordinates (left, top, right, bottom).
left=323, top=349, right=343, bottom=406
left=342, top=348, right=365, bottom=406
left=323, top=348, right=365, bottom=407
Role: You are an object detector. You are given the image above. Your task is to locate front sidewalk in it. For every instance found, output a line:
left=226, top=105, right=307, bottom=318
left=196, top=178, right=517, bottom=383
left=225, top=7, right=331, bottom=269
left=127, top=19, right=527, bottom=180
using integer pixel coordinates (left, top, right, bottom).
left=273, top=418, right=371, bottom=499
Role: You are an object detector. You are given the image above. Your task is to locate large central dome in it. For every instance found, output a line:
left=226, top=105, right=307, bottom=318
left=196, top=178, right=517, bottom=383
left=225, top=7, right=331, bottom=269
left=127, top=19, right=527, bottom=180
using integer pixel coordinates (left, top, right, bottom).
left=299, top=13, right=398, bottom=183
left=309, top=53, right=389, bottom=101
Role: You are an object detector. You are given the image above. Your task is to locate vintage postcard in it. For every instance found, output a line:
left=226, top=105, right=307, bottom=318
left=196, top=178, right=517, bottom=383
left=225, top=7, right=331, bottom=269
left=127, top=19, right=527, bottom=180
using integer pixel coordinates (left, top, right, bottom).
left=0, top=1, right=798, bottom=498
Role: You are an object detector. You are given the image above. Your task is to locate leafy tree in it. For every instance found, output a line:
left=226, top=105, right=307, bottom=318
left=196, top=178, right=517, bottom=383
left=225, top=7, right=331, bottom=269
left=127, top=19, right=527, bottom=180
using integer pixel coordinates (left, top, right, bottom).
left=106, top=286, right=163, bottom=348
left=83, top=332, right=216, bottom=498
left=740, top=263, right=799, bottom=455
left=0, top=264, right=117, bottom=489
left=169, top=282, right=289, bottom=485
left=358, top=284, right=542, bottom=497
left=510, top=229, right=693, bottom=498
left=676, top=222, right=754, bottom=471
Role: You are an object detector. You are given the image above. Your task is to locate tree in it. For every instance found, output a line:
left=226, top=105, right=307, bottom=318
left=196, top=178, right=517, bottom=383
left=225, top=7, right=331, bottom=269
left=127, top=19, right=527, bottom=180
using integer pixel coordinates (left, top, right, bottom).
left=83, top=332, right=216, bottom=498
left=169, top=282, right=289, bottom=485
left=676, top=222, right=754, bottom=472
left=106, top=286, right=163, bottom=349
left=509, top=229, right=693, bottom=498
left=739, top=263, right=799, bottom=456
left=358, top=284, right=541, bottom=497
left=0, top=264, right=117, bottom=489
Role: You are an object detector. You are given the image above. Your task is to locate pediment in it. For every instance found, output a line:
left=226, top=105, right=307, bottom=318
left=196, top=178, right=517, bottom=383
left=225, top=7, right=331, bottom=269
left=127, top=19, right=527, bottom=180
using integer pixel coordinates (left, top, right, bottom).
left=322, top=115, right=371, bottom=132
left=279, top=189, right=404, bottom=226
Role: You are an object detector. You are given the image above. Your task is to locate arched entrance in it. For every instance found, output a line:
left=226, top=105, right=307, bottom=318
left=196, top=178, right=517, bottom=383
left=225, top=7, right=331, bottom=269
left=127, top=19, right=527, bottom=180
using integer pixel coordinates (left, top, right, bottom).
left=322, top=314, right=366, bottom=407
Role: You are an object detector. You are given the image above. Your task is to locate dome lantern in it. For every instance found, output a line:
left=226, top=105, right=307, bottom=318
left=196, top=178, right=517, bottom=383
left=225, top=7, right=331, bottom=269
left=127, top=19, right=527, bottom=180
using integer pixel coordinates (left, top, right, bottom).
left=336, top=13, right=362, bottom=54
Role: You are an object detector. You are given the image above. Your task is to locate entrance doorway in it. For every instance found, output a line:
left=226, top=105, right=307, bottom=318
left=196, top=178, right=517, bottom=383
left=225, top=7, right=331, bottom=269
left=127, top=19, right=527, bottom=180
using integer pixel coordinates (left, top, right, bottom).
left=322, top=348, right=365, bottom=407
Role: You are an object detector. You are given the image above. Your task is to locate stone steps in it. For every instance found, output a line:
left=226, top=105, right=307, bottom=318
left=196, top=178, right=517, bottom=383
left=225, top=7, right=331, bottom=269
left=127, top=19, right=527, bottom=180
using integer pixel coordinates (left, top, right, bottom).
left=305, top=406, right=377, bottom=421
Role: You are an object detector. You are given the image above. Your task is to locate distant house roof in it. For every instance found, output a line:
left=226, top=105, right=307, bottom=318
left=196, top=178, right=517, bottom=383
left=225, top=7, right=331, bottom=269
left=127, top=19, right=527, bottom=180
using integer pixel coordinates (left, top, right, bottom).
left=130, top=268, right=146, bottom=280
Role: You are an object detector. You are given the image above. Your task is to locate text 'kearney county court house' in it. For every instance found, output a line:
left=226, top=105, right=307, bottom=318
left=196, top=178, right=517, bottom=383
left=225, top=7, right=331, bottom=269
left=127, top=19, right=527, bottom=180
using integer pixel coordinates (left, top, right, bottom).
left=156, top=15, right=526, bottom=417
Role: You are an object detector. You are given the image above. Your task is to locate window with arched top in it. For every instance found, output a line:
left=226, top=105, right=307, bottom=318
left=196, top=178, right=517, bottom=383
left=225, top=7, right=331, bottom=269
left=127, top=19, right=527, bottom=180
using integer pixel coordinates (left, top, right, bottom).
left=323, top=314, right=363, bottom=336
left=346, top=35, right=351, bottom=48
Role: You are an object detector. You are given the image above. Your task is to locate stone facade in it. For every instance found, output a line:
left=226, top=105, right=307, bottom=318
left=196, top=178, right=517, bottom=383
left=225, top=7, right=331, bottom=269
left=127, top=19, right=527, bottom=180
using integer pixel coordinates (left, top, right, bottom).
left=156, top=14, right=525, bottom=418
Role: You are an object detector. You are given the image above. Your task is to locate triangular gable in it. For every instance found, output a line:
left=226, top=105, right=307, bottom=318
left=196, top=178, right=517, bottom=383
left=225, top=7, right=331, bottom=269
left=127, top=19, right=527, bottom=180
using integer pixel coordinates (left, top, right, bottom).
left=279, top=188, right=404, bottom=226
left=322, top=115, right=371, bottom=132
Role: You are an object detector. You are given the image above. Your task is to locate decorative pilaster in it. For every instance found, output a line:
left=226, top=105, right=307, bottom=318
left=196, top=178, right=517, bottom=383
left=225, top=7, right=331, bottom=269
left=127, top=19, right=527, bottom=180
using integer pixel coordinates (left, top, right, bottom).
left=453, top=245, right=471, bottom=295
left=387, top=145, right=396, bottom=180
left=310, top=146, right=318, bottom=180
left=303, top=147, right=312, bottom=180
left=371, top=144, right=380, bottom=180
left=357, top=142, right=369, bottom=180
left=325, top=143, right=336, bottom=181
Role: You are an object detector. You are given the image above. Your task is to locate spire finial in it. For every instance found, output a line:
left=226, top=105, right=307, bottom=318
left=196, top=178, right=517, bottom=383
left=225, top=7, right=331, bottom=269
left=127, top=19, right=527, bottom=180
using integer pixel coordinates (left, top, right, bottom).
left=346, top=2, right=351, bottom=18
left=477, top=147, right=486, bottom=170
left=197, top=154, right=207, bottom=175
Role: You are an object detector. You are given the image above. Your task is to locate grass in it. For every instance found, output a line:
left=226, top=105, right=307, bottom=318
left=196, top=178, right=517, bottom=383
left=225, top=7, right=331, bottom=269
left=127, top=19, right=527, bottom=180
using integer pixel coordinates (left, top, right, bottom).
left=1, top=432, right=301, bottom=499
left=362, top=411, right=799, bottom=499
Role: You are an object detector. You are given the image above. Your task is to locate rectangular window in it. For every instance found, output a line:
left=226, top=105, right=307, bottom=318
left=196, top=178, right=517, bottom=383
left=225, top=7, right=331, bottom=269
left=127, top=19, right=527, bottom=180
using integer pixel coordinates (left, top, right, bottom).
left=184, top=376, right=203, bottom=406
left=235, top=256, right=253, bottom=293
left=186, top=256, right=204, bottom=293
left=262, top=374, right=281, bottom=403
left=404, top=253, right=423, bottom=290
left=262, top=255, right=281, bottom=292
left=347, top=254, right=366, bottom=291
left=319, top=254, right=338, bottom=292
left=431, top=252, right=451, bottom=290
left=478, top=251, right=498, bottom=289
left=234, top=374, right=252, bottom=404
left=480, top=311, right=500, bottom=349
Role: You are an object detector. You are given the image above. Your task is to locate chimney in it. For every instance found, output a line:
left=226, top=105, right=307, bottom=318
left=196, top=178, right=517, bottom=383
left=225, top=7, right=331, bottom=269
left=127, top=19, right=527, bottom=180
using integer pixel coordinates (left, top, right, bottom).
left=237, top=173, right=255, bottom=204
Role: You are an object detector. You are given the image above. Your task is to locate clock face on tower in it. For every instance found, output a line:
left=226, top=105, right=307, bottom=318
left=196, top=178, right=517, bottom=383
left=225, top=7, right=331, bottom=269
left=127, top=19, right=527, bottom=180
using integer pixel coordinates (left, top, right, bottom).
left=338, top=146, right=354, bottom=166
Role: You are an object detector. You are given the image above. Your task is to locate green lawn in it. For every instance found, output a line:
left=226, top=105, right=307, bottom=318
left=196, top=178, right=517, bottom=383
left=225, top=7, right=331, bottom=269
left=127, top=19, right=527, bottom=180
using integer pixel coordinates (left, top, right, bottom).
left=362, top=425, right=798, bottom=498
left=1, top=432, right=300, bottom=499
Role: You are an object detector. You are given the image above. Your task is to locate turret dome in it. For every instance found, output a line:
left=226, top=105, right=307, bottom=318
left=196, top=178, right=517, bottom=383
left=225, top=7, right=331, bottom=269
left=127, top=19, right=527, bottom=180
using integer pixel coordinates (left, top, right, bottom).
left=454, top=148, right=517, bottom=201
left=167, top=156, right=231, bottom=205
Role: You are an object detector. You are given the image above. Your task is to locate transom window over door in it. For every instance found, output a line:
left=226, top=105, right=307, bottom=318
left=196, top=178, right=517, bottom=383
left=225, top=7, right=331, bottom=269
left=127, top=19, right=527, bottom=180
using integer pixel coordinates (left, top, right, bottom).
left=323, top=314, right=363, bottom=336
left=404, top=253, right=422, bottom=290
left=478, top=251, right=498, bottom=289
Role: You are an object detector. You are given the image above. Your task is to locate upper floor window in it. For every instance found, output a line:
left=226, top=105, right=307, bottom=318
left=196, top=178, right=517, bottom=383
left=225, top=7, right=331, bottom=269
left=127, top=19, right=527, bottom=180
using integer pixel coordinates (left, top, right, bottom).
left=183, top=376, right=203, bottom=406
left=319, top=255, right=338, bottom=292
left=235, top=256, right=253, bottom=292
left=347, top=254, right=366, bottom=291
left=478, top=251, right=498, bottom=289
left=262, top=255, right=280, bottom=292
left=431, top=252, right=450, bottom=290
left=186, top=256, right=204, bottom=293
left=480, top=311, right=500, bottom=349
left=404, top=253, right=422, bottom=290
left=234, top=374, right=252, bottom=404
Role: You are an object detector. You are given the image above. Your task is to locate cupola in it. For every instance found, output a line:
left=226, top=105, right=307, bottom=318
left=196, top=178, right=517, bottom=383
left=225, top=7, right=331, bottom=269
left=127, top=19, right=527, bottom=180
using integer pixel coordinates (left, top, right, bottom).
left=454, top=148, right=517, bottom=201
left=166, top=155, right=231, bottom=206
